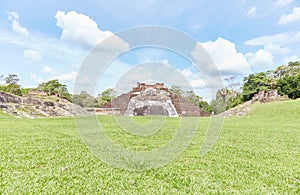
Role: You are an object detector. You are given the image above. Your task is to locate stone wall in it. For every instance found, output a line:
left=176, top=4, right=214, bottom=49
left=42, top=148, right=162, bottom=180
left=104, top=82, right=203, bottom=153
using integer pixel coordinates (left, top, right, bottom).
left=0, top=91, right=88, bottom=118
left=101, top=82, right=210, bottom=117
left=252, top=89, right=289, bottom=103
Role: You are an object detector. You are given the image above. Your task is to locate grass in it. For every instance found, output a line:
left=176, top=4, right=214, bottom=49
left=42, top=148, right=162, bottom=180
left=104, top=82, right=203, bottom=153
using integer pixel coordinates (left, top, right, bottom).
left=0, top=99, right=299, bottom=194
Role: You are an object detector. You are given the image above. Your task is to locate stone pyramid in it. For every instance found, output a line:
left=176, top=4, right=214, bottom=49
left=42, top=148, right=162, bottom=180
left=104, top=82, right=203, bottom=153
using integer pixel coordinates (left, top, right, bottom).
left=104, top=82, right=210, bottom=117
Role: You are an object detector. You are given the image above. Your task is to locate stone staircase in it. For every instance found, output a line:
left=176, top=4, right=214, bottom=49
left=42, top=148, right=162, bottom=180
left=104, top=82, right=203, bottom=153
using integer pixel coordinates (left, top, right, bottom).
left=110, top=92, right=131, bottom=115
left=179, top=96, right=210, bottom=117
left=169, top=94, right=209, bottom=117
left=101, top=86, right=210, bottom=117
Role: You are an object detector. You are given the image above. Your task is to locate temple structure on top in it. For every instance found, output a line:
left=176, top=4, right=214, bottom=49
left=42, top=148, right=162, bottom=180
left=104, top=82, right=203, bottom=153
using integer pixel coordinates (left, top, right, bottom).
left=99, top=82, right=209, bottom=117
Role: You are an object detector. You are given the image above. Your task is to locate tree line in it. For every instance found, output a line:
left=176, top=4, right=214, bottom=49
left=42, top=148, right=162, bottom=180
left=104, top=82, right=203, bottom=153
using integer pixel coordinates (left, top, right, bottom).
left=1, top=61, right=299, bottom=112
left=0, top=75, right=114, bottom=107
left=210, top=61, right=300, bottom=114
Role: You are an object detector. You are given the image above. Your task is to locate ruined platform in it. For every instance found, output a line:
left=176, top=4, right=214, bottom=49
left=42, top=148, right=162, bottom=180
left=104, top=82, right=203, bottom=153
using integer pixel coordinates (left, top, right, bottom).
left=103, top=82, right=209, bottom=117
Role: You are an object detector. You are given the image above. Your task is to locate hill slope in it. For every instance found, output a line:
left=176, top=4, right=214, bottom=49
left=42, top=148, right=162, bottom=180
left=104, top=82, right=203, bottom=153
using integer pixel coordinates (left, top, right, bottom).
left=247, top=99, right=300, bottom=119
left=0, top=91, right=88, bottom=118
left=219, top=98, right=299, bottom=118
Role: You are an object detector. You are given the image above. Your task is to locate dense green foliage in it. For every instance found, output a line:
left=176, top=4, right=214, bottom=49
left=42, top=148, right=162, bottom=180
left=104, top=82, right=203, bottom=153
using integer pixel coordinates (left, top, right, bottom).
left=242, top=61, right=300, bottom=101
left=198, top=100, right=211, bottom=113
left=98, top=88, right=115, bottom=106
left=20, top=87, right=34, bottom=95
left=0, top=74, right=22, bottom=95
left=210, top=61, right=300, bottom=114
left=276, top=62, right=300, bottom=99
left=73, top=91, right=99, bottom=107
left=37, top=79, right=72, bottom=101
left=0, top=75, right=72, bottom=101
left=277, top=74, right=300, bottom=99
left=0, top=61, right=298, bottom=111
left=0, top=99, right=299, bottom=193
left=242, top=72, right=274, bottom=101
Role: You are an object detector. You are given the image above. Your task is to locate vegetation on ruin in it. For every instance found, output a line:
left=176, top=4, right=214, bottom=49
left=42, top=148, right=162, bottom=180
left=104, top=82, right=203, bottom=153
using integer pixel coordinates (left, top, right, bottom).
left=1, top=61, right=299, bottom=113
left=211, top=61, right=300, bottom=113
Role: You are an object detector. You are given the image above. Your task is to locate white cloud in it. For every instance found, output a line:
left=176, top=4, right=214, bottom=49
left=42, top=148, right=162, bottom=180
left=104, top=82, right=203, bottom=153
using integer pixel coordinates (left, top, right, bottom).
left=264, top=43, right=291, bottom=55
left=245, top=33, right=290, bottom=46
left=276, top=0, right=294, bottom=7
left=292, top=31, right=300, bottom=41
left=283, top=55, right=299, bottom=64
left=23, top=49, right=42, bottom=61
left=55, top=11, right=121, bottom=49
left=41, top=66, right=54, bottom=74
left=190, top=79, right=206, bottom=88
left=30, top=73, right=43, bottom=84
left=278, top=6, right=300, bottom=25
left=7, top=11, right=29, bottom=37
left=56, top=71, right=78, bottom=82
left=200, top=37, right=251, bottom=75
left=245, top=32, right=300, bottom=57
left=247, top=6, right=256, bottom=18
left=245, top=49, right=274, bottom=69
left=180, top=69, right=193, bottom=77
left=178, top=68, right=206, bottom=89
left=41, top=66, right=78, bottom=82
left=0, top=25, right=87, bottom=63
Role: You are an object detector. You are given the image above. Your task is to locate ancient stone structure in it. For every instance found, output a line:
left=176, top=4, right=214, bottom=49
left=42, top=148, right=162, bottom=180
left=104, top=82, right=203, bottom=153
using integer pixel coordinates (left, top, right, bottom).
left=102, top=82, right=209, bottom=117
left=220, top=89, right=290, bottom=117
left=25, top=89, right=62, bottom=97
left=27, top=89, right=48, bottom=96
left=0, top=91, right=88, bottom=118
left=252, top=89, right=289, bottom=103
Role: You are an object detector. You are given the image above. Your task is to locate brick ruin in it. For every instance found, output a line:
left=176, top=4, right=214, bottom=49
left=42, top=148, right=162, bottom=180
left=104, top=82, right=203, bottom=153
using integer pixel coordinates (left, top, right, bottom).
left=101, top=82, right=209, bottom=117
left=23, top=89, right=62, bottom=98
left=252, top=89, right=289, bottom=103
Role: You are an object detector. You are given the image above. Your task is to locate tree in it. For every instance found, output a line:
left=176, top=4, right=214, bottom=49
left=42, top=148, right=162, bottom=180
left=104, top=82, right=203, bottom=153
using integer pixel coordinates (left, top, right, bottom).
left=169, top=85, right=183, bottom=96
left=37, top=79, right=71, bottom=101
left=242, top=72, right=274, bottom=101
left=5, top=74, right=19, bottom=85
left=224, top=76, right=240, bottom=91
left=275, top=61, right=300, bottom=99
left=277, top=73, right=300, bottom=99
left=184, top=90, right=200, bottom=106
left=210, top=97, right=226, bottom=114
left=198, top=100, right=211, bottom=113
left=73, top=91, right=98, bottom=107
left=226, top=92, right=243, bottom=110
left=1, top=74, right=22, bottom=96
left=98, top=88, right=115, bottom=106
left=210, top=87, right=243, bottom=114
left=38, top=79, right=67, bottom=94
left=6, top=83, right=22, bottom=96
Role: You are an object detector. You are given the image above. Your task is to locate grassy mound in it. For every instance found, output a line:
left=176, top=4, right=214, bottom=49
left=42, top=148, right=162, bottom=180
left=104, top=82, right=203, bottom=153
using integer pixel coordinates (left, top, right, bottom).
left=247, top=99, right=300, bottom=119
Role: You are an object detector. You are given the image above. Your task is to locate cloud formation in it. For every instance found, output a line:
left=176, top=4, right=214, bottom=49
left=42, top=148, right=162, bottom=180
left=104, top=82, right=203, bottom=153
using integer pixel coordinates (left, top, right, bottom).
left=284, top=55, right=299, bottom=64
left=276, top=0, right=294, bottom=7
left=279, top=6, right=300, bottom=25
left=264, top=43, right=291, bottom=55
left=23, top=49, right=42, bottom=61
left=245, top=49, right=274, bottom=69
left=200, top=37, right=251, bottom=75
left=7, top=11, right=29, bottom=37
left=245, top=33, right=290, bottom=46
left=55, top=11, right=115, bottom=48
left=247, top=6, right=256, bottom=18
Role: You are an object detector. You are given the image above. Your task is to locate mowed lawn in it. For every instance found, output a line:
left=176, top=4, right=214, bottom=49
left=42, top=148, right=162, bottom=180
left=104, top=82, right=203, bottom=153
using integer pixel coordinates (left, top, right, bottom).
left=0, top=100, right=299, bottom=194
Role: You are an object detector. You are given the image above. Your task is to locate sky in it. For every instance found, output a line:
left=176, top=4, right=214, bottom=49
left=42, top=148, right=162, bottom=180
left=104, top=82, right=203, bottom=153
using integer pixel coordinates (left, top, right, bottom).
left=0, top=0, right=300, bottom=100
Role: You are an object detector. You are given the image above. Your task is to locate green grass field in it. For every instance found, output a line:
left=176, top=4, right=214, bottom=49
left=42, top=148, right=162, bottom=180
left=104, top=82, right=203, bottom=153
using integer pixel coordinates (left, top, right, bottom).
left=1, top=100, right=299, bottom=194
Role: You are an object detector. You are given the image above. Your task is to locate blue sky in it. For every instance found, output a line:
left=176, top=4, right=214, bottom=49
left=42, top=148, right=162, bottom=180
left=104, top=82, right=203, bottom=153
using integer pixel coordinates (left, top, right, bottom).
left=0, top=0, right=300, bottom=99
